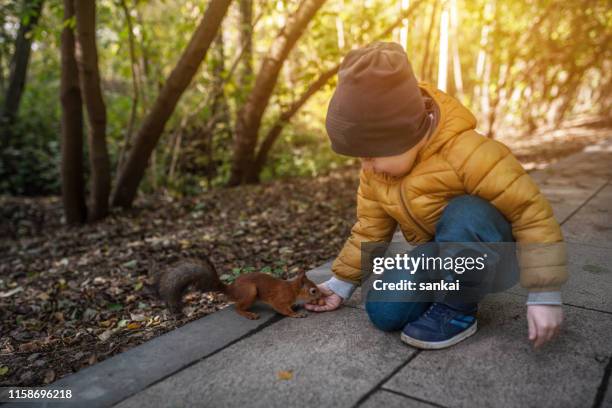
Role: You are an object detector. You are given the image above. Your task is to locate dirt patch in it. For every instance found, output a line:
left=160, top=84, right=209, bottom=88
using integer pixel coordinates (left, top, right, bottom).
left=0, top=170, right=359, bottom=386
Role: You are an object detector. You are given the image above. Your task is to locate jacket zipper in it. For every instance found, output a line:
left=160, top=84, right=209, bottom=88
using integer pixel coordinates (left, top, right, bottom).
left=399, top=185, right=431, bottom=238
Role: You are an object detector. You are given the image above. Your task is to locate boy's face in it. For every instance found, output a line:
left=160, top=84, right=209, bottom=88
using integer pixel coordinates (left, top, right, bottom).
left=360, top=133, right=429, bottom=177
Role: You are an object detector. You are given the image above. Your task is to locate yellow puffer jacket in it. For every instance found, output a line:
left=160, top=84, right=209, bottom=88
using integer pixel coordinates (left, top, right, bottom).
left=332, top=83, right=568, bottom=292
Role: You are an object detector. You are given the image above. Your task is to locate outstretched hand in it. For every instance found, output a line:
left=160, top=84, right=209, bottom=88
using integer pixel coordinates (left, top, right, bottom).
left=304, top=283, right=342, bottom=312
left=527, top=304, right=563, bottom=349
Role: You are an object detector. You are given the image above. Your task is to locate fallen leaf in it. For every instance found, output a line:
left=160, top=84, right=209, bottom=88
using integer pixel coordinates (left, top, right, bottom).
left=130, top=313, right=146, bottom=321
left=93, top=277, right=106, bottom=285
left=98, top=330, right=113, bottom=342
left=277, top=370, right=293, bottom=380
left=0, top=365, right=9, bottom=376
left=123, top=260, right=138, bottom=269
left=99, top=319, right=114, bottom=328
left=0, top=287, right=23, bottom=298
left=107, top=303, right=123, bottom=311
left=37, top=292, right=50, bottom=301
left=19, top=370, right=34, bottom=384
left=127, top=322, right=141, bottom=330
left=43, top=369, right=55, bottom=384
left=82, top=308, right=97, bottom=321
left=18, top=342, right=39, bottom=353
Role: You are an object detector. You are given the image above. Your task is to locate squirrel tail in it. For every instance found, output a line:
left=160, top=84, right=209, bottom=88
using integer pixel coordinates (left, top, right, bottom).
left=156, top=257, right=226, bottom=314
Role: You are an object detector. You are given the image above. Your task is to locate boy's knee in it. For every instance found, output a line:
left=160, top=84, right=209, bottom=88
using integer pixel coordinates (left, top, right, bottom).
left=365, top=302, right=405, bottom=332
left=365, top=301, right=429, bottom=332
left=444, top=195, right=497, bottom=222
left=437, top=195, right=512, bottom=241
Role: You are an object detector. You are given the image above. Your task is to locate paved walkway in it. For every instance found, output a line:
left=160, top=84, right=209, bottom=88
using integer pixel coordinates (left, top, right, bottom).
left=10, top=139, right=611, bottom=408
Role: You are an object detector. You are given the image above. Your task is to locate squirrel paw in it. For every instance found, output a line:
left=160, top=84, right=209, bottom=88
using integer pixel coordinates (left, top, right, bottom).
left=288, top=310, right=308, bottom=318
left=238, top=311, right=260, bottom=320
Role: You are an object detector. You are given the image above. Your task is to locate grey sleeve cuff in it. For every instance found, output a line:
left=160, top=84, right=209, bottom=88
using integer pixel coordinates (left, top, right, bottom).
left=325, top=277, right=357, bottom=301
left=526, top=291, right=562, bottom=305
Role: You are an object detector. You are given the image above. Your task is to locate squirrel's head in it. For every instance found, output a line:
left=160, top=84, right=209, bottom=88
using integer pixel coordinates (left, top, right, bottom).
left=294, top=271, right=322, bottom=302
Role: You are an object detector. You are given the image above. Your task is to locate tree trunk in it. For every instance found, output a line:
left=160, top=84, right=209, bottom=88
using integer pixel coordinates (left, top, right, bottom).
left=473, top=0, right=494, bottom=109
left=211, top=26, right=230, bottom=128
left=336, top=0, right=346, bottom=49
left=238, top=0, right=253, bottom=98
left=227, top=0, right=328, bottom=186
left=60, top=0, right=86, bottom=224
left=436, top=3, right=449, bottom=91
left=116, top=0, right=140, bottom=172
left=206, top=29, right=231, bottom=187
left=398, top=0, right=409, bottom=50
left=74, top=0, right=111, bottom=221
left=1, top=0, right=44, bottom=136
left=450, top=0, right=463, bottom=97
left=134, top=5, right=152, bottom=105
left=111, top=0, right=232, bottom=208
left=420, top=0, right=438, bottom=81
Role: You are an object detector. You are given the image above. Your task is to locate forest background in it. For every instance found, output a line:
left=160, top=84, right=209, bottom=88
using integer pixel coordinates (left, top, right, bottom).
left=0, top=0, right=609, bottom=223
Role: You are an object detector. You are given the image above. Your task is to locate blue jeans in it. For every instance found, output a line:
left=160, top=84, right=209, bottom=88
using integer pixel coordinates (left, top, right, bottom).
left=365, top=195, right=518, bottom=332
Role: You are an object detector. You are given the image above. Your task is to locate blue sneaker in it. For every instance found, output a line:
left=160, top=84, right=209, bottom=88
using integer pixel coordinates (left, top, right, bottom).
left=401, top=303, right=477, bottom=349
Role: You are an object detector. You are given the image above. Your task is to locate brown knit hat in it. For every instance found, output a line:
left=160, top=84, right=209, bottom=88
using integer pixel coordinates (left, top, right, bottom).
left=325, top=41, right=431, bottom=157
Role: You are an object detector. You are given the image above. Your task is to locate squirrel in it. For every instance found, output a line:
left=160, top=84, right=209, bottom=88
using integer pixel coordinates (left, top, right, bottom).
left=156, top=257, right=324, bottom=320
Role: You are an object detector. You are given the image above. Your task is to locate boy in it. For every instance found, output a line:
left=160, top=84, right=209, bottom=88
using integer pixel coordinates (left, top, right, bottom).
left=305, top=42, right=567, bottom=350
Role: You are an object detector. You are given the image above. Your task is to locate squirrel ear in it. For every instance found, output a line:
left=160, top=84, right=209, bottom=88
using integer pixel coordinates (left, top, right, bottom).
left=296, top=270, right=306, bottom=284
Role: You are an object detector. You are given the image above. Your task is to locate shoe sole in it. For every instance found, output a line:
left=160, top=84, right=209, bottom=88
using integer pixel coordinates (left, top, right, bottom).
left=400, top=322, right=478, bottom=350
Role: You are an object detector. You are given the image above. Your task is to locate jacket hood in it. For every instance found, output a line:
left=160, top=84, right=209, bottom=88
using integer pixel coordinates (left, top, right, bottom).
left=417, top=83, right=477, bottom=161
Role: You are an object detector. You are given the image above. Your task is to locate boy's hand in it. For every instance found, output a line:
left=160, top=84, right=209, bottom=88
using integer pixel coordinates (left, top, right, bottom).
left=527, top=305, right=563, bottom=349
left=304, top=284, right=342, bottom=312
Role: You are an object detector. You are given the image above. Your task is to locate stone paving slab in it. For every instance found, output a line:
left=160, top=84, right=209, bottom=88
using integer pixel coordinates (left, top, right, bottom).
left=308, top=260, right=334, bottom=284
left=604, top=373, right=612, bottom=408
left=344, top=287, right=365, bottom=309
left=525, top=140, right=612, bottom=224
left=360, top=390, right=435, bottom=408
left=563, top=183, right=612, bottom=247
left=115, top=307, right=418, bottom=408
left=556, top=243, right=612, bottom=313
left=535, top=176, right=608, bottom=225
left=383, top=292, right=612, bottom=408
